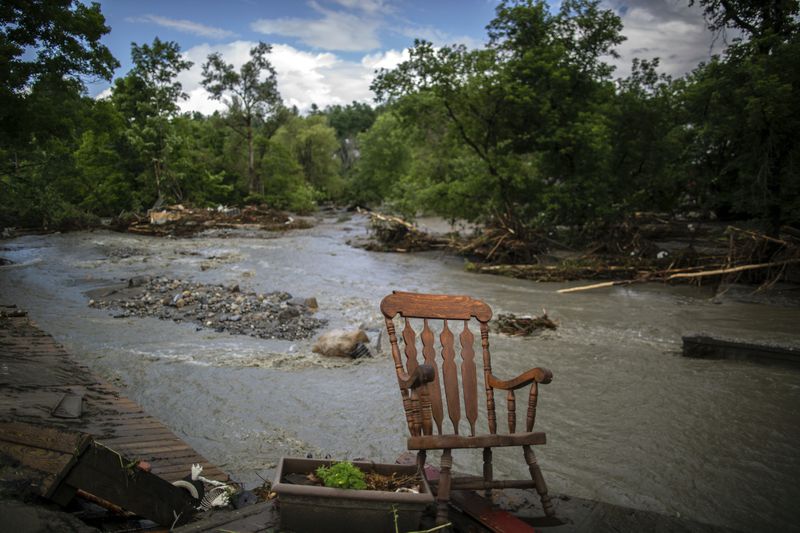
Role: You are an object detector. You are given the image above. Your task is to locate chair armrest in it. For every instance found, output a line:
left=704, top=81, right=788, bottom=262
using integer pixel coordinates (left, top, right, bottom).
left=398, top=363, right=436, bottom=390
left=487, top=367, right=553, bottom=391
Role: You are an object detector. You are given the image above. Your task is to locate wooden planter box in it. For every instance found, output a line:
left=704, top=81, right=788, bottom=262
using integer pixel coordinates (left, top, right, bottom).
left=273, top=457, right=433, bottom=533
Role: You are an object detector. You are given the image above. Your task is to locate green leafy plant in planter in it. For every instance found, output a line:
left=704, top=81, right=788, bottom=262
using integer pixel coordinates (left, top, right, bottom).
left=315, top=461, right=367, bottom=490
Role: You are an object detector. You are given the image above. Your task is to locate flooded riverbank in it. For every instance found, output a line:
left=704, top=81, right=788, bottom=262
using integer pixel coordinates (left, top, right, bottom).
left=1, top=212, right=799, bottom=531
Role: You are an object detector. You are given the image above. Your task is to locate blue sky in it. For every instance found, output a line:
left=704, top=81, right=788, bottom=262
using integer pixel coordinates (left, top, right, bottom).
left=91, top=0, right=724, bottom=114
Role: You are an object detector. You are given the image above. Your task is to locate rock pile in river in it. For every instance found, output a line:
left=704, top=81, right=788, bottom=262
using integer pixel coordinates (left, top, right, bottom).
left=89, top=277, right=326, bottom=341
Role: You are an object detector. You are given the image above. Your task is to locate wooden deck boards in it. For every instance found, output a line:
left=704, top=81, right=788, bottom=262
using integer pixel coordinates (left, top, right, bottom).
left=0, top=314, right=228, bottom=485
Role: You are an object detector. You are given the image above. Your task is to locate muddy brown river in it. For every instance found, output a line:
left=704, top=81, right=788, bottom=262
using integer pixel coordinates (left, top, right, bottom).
left=1, top=213, right=798, bottom=531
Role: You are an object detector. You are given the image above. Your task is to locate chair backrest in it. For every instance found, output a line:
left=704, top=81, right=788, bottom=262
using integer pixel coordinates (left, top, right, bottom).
left=381, top=291, right=500, bottom=438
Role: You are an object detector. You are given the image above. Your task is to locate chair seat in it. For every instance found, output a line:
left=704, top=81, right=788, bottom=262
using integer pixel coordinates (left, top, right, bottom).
left=407, top=431, right=546, bottom=450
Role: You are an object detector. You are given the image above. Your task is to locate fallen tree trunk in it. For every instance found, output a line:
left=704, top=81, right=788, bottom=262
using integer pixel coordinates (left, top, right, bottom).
left=558, top=258, right=800, bottom=294
left=665, top=259, right=800, bottom=280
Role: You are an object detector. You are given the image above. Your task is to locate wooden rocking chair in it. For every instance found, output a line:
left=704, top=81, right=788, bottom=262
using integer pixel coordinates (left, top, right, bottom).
left=381, top=291, right=555, bottom=525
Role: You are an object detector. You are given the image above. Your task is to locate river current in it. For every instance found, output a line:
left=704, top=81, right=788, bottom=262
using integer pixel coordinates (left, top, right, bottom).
left=1, top=213, right=798, bottom=531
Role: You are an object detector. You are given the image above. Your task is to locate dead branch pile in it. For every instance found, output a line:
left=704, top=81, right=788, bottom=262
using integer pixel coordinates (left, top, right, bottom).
left=457, top=217, right=552, bottom=264
left=493, top=312, right=558, bottom=336
left=467, top=261, right=642, bottom=282
left=364, top=471, right=422, bottom=492
left=123, top=204, right=312, bottom=236
left=559, top=225, right=800, bottom=293
left=356, top=208, right=449, bottom=252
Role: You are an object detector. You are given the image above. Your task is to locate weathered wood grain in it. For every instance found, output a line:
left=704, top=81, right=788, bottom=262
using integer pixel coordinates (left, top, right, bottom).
left=460, top=321, right=478, bottom=436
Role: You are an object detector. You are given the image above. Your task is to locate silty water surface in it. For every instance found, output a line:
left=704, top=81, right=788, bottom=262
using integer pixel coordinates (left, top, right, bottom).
left=0, top=213, right=798, bottom=531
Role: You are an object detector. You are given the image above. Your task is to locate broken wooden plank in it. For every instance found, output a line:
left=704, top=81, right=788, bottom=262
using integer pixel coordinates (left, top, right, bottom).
left=173, top=501, right=278, bottom=532
left=0, top=422, right=93, bottom=498
left=450, top=490, right=536, bottom=532
left=51, top=393, right=84, bottom=418
left=62, top=442, right=197, bottom=527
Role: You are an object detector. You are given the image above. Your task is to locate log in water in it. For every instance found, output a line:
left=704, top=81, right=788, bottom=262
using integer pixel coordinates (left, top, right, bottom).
left=683, top=335, right=800, bottom=365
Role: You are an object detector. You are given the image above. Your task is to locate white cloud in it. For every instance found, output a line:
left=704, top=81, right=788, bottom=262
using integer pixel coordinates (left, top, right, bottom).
left=95, top=87, right=113, bottom=101
left=361, top=48, right=409, bottom=70
left=129, top=14, right=237, bottom=40
left=331, top=0, right=389, bottom=14
left=251, top=3, right=381, bottom=51
left=176, top=41, right=408, bottom=115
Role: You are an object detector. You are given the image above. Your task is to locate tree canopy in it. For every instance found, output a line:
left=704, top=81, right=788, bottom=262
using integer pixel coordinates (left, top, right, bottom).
left=202, top=42, right=281, bottom=195
left=0, top=0, right=797, bottom=236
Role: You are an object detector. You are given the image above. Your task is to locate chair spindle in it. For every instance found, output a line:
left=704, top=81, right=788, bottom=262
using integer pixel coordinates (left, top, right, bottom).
left=460, top=320, right=478, bottom=436
left=440, top=319, right=461, bottom=434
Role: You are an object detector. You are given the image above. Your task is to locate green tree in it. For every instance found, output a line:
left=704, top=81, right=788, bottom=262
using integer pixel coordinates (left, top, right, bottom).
left=684, top=0, right=800, bottom=229
left=1, top=0, right=118, bottom=227
left=260, top=139, right=316, bottom=213
left=348, top=112, right=411, bottom=206
left=202, top=42, right=281, bottom=195
left=607, top=59, right=686, bottom=214
left=272, top=115, right=341, bottom=198
left=111, top=38, right=192, bottom=204
left=72, top=99, right=139, bottom=215
left=324, top=101, right=377, bottom=172
left=372, top=0, right=624, bottom=231
left=1, top=0, right=118, bottom=151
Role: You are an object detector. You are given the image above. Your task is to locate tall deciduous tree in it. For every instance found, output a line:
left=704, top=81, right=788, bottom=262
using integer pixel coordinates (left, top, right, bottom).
left=324, top=101, right=377, bottom=171
left=1, top=0, right=118, bottom=227
left=686, top=0, right=800, bottom=231
left=1, top=0, right=118, bottom=168
left=372, top=0, right=624, bottom=230
left=112, top=38, right=192, bottom=204
left=201, top=42, right=281, bottom=195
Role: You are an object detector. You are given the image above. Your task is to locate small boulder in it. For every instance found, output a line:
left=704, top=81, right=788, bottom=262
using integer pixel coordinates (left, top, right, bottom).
left=312, top=329, right=370, bottom=358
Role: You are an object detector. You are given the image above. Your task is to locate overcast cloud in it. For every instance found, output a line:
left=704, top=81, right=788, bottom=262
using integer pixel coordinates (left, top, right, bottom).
left=251, top=3, right=382, bottom=52
left=107, top=1, right=728, bottom=114
left=605, top=0, right=730, bottom=78
left=177, top=41, right=408, bottom=115
left=128, top=14, right=238, bottom=40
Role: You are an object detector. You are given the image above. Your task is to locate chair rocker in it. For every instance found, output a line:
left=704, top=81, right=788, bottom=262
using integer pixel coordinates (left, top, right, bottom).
left=381, top=291, right=555, bottom=525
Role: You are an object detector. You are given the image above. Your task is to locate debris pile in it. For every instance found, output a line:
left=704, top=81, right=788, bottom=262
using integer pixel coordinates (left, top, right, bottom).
left=352, top=208, right=449, bottom=252
left=0, top=304, right=27, bottom=318
left=89, top=277, right=325, bottom=340
left=467, top=261, right=641, bottom=282
left=559, top=225, right=800, bottom=293
left=123, top=204, right=313, bottom=237
left=493, top=312, right=558, bottom=336
left=458, top=218, right=549, bottom=264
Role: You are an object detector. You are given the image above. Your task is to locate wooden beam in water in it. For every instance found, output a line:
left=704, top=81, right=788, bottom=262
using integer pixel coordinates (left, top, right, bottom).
left=682, top=335, right=800, bottom=365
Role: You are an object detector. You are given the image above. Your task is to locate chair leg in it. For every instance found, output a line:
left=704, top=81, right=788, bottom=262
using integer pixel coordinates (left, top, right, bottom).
left=436, top=449, right=453, bottom=525
left=523, top=445, right=554, bottom=517
left=482, top=447, right=493, bottom=500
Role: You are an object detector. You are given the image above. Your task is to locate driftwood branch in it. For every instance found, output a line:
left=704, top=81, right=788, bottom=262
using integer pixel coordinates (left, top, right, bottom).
left=665, top=259, right=800, bottom=279
left=357, top=207, right=417, bottom=232
left=558, top=258, right=800, bottom=294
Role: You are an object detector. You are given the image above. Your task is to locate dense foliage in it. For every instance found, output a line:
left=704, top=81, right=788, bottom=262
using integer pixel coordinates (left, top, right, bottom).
left=0, top=0, right=797, bottom=235
left=364, top=0, right=799, bottom=236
